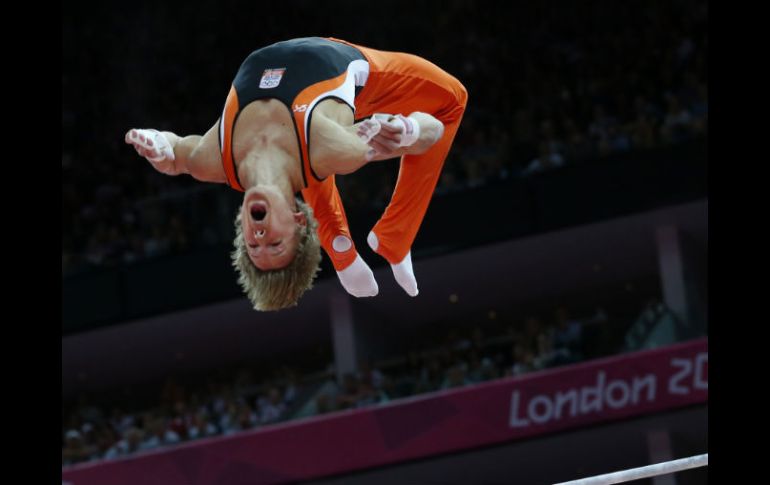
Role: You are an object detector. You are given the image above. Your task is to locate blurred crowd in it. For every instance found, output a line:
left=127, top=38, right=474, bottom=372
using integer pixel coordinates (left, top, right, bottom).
left=63, top=302, right=621, bottom=465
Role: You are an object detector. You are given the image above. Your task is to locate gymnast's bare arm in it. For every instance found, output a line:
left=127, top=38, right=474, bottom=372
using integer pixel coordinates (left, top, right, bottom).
left=308, top=99, right=376, bottom=177
left=308, top=101, right=444, bottom=175
left=125, top=122, right=227, bottom=184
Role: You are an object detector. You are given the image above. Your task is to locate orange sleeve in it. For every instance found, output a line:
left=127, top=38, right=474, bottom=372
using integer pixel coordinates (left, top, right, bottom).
left=301, top=176, right=358, bottom=271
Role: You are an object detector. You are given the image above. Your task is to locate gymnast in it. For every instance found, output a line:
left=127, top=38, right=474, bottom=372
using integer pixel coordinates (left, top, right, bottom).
left=125, top=37, right=467, bottom=310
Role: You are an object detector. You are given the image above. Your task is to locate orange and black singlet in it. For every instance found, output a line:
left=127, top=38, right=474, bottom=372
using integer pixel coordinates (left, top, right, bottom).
left=218, top=37, right=370, bottom=191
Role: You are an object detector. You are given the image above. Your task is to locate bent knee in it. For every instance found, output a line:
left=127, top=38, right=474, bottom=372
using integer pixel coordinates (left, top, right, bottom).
left=455, top=81, right=468, bottom=108
left=443, top=79, right=468, bottom=122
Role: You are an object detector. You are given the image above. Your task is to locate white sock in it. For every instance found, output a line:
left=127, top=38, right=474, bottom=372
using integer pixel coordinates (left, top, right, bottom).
left=336, top=253, right=378, bottom=297
left=367, top=231, right=418, bottom=297
left=391, top=251, right=419, bottom=297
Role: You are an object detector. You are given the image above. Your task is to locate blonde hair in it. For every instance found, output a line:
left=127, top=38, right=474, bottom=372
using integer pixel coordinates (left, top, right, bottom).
left=232, top=199, right=321, bottom=311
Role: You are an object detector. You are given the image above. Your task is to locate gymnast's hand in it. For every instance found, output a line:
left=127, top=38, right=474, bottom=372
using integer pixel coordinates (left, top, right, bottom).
left=354, top=117, right=381, bottom=143
left=125, top=128, right=179, bottom=176
left=367, top=113, right=403, bottom=158
left=366, top=114, right=421, bottom=160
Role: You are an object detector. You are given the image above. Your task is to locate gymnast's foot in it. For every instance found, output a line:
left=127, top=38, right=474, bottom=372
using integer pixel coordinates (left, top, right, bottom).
left=336, top=252, right=379, bottom=297
left=367, top=231, right=418, bottom=297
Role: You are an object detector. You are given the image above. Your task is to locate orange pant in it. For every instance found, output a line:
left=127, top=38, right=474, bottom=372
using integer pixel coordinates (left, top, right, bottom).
left=304, top=40, right=468, bottom=269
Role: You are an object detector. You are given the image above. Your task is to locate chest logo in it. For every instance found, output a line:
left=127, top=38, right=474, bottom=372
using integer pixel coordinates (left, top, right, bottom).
left=259, top=68, right=286, bottom=89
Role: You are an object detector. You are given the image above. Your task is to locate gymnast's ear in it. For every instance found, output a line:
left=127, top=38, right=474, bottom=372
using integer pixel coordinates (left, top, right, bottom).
left=294, top=211, right=307, bottom=227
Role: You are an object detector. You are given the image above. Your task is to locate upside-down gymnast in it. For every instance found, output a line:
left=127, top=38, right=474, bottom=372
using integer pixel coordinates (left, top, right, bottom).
left=125, top=37, right=467, bottom=310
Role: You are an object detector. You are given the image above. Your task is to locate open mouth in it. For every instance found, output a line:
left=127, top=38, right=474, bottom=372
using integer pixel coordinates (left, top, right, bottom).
left=250, top=202, right=267, bottom=221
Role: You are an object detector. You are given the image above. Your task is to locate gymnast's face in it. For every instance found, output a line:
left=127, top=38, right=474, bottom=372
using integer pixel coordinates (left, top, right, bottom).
left=241, top=186, right=306, bottom=270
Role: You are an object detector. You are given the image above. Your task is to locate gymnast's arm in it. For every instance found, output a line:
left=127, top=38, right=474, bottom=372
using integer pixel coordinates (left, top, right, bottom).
left=125, top=122, right=227, bottom=184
